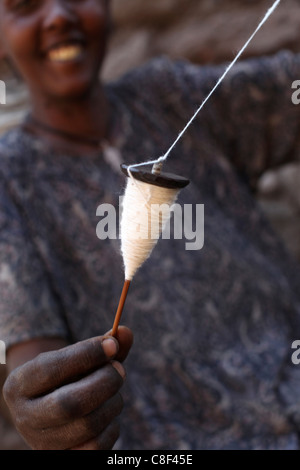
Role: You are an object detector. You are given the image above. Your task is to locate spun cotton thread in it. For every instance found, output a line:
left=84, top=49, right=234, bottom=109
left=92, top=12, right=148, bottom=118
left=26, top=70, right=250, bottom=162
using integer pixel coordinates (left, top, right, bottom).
left=126, top=0, right=281, bottom=176
left=121, top=178, right=180, bottom=281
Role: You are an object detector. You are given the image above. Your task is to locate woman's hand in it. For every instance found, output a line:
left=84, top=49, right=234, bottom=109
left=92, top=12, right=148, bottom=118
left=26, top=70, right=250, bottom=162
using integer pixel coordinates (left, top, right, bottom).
left=3, top=327, right=133, bottom=450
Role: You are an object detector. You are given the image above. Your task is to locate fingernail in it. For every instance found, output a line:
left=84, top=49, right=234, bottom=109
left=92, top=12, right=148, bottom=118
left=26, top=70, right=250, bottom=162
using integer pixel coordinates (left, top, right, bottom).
left=111, top=361, right=126, bottom=380
left=102, top=338, right=118, bottom=358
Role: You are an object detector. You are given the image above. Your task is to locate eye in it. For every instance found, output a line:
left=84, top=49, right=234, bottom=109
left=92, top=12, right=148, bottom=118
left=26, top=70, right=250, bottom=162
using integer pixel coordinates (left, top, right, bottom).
left=5, top=0, right=40, bottom=13
left=65, top=0, right=88, bottom=3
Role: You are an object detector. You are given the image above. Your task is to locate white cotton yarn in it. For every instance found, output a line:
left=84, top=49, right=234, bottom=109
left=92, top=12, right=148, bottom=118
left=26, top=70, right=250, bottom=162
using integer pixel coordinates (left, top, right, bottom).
left=120, top=177, right=180, bottom=281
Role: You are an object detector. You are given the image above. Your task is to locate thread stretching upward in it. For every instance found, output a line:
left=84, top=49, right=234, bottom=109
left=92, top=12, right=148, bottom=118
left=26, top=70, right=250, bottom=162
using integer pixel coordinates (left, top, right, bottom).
left=127, top=0, right=281, bottom=176
left=111, top=0, right=281, bottom=336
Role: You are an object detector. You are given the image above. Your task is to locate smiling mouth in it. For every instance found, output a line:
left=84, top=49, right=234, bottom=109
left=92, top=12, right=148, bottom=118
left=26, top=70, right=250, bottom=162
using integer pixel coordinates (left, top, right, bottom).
left=47, top=44, right=84, bottom=63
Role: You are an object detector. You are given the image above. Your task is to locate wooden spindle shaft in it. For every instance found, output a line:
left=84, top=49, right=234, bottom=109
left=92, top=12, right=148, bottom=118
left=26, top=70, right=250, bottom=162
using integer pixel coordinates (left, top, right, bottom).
left=111, top=280, right=131, bottom=337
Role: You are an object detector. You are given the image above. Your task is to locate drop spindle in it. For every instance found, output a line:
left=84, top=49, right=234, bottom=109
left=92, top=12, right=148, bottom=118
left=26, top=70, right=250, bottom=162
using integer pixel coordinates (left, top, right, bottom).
left=111, top=163, right=189, bottom=336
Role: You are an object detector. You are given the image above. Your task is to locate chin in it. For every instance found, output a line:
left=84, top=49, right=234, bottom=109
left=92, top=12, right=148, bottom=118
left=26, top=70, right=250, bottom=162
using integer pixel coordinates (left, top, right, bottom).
left=35, top=66, right=102, bottom=102
left=27, top=52, right=104, bottom=102
left=48, top=80, right=97, bottom=101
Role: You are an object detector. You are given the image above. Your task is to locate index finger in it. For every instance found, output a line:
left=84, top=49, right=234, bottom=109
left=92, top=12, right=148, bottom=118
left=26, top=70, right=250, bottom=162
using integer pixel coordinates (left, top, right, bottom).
left=11, top=336, right=118, bottom=398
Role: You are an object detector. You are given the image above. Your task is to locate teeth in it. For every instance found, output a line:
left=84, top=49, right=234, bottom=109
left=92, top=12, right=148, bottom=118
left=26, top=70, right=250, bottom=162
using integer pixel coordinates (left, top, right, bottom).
left=48, top=44, right=83, bottom=62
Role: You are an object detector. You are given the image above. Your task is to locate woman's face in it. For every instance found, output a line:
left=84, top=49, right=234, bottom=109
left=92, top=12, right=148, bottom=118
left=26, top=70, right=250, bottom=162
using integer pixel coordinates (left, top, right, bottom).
left=0, top=0, right=110, bottom=99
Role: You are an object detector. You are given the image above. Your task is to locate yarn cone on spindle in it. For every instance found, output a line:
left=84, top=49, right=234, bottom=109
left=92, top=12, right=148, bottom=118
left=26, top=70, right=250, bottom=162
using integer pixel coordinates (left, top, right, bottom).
left=111, top=163, right=189, bottom=336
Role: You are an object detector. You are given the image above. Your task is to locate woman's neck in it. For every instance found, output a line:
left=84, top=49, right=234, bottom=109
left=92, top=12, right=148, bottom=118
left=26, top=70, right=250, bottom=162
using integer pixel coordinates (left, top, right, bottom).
left=29, top=83, right=111, bottom=143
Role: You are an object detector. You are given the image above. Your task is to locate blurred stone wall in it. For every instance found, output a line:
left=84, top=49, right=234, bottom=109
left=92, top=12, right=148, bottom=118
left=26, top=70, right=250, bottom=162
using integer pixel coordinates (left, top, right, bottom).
left=102, top=0, right=300, bottom=80
left=104, top=0, right=300, bottom=263
left=0, top=0, right=300, bottom=450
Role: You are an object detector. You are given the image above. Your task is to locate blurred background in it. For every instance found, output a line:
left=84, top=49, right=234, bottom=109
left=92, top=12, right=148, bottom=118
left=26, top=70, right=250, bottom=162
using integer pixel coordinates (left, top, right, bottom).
left=0, top=0, right=300, bottom=449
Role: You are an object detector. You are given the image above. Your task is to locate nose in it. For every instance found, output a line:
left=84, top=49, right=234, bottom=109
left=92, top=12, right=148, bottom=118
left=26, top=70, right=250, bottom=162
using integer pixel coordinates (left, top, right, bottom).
left=42, top=0, right=79, bottom=30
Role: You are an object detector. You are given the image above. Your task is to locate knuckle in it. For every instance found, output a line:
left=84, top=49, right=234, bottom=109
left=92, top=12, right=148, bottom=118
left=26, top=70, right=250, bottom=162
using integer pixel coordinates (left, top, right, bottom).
left=90, top=421, right=120, bottom=450
left=80, top=394, right=124, bottom=438
left=3, top=374, right=33, bottom=434
left=71, top=420, right=120, bottom=450
left=2, top=371, right=20, bottom=404
left=113, top=420, right=121, bottom=441
left=80, top=414, right=104, bottom=439
left=114, top=392, right=124, bottom=416
left=107, top=364, right=125, bottom=390
left=13, top=411, right=29, bottom=434
left=101, top=420, right=120, bottom=450
left=101, top=393, right=123, bottom=422
left=54, top=389, right=85, bottom=420
left=32, top=352, right=57, bottom=389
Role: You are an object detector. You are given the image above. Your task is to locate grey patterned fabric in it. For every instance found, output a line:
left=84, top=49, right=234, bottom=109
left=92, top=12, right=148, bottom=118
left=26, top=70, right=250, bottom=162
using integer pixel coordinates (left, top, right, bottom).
left=1, top=51, right=300, bottom=449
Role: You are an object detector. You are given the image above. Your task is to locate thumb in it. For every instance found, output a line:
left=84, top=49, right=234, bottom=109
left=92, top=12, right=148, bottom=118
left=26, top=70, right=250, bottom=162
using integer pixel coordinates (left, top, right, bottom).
left=104, top=326, right=134, bottom=362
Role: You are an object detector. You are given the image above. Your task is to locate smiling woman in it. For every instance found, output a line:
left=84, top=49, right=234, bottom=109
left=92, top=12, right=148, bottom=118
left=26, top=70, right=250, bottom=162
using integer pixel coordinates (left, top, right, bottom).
left=1, top=0, right=300, bottom=453
left=0, top=0, right=111, bottom=143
